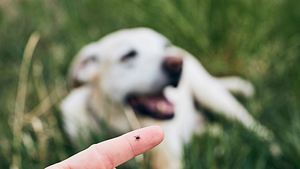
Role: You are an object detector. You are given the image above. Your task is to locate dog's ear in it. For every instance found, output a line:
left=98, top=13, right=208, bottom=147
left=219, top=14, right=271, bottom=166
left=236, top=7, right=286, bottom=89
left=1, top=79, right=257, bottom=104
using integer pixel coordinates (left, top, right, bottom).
left=69, top=43, right=100, bottom=88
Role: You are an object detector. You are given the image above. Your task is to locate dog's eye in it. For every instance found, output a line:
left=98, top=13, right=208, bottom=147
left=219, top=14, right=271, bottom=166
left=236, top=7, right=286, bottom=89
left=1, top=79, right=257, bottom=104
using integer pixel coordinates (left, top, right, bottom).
left=87, top=55, right=98, bottom=62
left=83, top=55, right=98, bottom=65
left=120, top=50, right=137, bottom=62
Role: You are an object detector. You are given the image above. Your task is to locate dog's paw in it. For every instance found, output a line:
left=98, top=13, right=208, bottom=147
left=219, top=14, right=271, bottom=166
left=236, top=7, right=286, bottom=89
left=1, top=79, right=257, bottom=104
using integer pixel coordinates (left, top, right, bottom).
left=218, top=76, right=255, bottom=98
left=239, top=79, right=255, bottom=98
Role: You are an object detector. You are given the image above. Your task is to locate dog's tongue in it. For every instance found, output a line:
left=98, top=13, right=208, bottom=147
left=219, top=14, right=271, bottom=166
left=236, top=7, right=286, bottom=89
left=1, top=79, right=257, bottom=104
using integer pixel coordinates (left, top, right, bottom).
left=141, top=96, right=174, bottom=116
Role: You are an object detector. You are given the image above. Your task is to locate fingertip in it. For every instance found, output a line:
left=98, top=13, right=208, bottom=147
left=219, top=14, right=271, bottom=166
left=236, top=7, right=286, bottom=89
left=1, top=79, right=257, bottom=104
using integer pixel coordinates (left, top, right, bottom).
left=134, top=125, right=164, bottom=145
left=149, top=125, right=165, bottom=143
left=122, top=125, right=165, bottom=155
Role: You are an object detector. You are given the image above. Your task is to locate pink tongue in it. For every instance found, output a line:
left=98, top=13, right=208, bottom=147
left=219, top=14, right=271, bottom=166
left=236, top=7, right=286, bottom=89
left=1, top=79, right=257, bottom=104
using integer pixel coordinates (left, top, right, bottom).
left=142, top=97, right=174, bottom=115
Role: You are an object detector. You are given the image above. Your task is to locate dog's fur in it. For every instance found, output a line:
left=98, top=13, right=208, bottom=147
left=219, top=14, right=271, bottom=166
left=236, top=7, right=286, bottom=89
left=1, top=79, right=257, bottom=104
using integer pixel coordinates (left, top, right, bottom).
left=61, top=28, right=274, bottom=169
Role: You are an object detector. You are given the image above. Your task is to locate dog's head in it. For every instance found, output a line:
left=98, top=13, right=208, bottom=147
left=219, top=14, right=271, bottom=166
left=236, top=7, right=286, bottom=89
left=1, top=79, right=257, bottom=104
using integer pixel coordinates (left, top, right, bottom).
left=70, top=28, right=183, bottom=120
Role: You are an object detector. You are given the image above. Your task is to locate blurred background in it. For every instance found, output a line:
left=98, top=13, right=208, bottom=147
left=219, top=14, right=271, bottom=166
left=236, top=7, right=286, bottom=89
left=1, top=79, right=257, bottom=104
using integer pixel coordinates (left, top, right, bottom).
left=0, top=0, right=299, bottom=168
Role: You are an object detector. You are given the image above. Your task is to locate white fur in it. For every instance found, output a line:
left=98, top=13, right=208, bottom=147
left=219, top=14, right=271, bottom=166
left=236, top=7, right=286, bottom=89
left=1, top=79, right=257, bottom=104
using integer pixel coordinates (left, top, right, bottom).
left=61, top=28, right=275, bottom=169
left=60, top=86, right=100, bottom=142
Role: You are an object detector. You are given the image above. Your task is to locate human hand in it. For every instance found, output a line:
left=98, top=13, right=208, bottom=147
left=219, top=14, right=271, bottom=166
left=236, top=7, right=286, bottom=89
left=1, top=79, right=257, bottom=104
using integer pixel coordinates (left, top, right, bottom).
left=46, top=126, right=164, bottom=169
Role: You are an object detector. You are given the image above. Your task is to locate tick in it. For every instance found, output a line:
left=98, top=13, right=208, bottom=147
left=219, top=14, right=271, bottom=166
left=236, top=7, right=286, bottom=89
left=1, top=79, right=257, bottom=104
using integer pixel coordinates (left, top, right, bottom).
left=134, top=135, right=140, bottom=140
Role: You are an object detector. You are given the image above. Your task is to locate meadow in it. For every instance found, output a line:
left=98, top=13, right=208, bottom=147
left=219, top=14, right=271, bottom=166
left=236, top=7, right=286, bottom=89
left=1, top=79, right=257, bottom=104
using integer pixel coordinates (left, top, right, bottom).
left=0, top=0, right=299, bottom=168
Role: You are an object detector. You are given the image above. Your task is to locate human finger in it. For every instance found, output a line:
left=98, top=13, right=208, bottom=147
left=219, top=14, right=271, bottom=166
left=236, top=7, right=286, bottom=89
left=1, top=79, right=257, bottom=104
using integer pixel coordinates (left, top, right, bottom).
left=46, top=125, right=164, bottom=169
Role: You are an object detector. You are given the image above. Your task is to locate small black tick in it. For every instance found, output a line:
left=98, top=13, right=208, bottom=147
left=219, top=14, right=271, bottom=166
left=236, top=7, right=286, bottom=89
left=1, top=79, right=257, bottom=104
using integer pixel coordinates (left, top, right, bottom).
left=134, top=135, right=140, bottom=140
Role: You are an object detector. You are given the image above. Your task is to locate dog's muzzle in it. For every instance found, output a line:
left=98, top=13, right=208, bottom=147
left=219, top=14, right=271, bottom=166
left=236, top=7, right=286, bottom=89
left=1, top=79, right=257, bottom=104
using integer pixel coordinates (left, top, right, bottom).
left=126, top=56, right=183, bottom=120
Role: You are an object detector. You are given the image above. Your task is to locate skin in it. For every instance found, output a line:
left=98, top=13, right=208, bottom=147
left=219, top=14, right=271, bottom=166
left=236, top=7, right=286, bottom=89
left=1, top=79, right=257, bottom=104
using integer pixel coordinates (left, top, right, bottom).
left=46, top=126, right=164, bottom=169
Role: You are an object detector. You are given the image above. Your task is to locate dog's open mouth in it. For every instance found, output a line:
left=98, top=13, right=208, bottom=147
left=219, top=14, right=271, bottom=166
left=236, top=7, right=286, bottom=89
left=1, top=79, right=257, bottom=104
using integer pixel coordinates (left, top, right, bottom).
left=126, top=92, right=174, bottom=120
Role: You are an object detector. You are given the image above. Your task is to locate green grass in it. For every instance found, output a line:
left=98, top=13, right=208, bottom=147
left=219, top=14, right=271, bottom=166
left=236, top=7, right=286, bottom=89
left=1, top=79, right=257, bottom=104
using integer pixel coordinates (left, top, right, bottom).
left=0, top=0, right=299, bottom=168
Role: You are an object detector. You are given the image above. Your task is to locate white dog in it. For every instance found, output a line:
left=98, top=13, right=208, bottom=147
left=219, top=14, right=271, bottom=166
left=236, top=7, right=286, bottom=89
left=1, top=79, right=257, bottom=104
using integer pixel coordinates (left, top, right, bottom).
left=61, top=28, right=275, bottom=169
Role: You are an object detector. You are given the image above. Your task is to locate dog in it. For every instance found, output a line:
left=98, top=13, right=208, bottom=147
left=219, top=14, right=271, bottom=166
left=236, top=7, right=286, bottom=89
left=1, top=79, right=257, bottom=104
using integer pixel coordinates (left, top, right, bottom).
left=61, top=28, right=275, bottom=169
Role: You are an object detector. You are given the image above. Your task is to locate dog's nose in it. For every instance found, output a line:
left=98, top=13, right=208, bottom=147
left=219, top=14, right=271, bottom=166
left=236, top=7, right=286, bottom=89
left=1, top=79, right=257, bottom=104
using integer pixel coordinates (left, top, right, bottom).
left=162, top=56, right=183, bottom=87
left=162, top=56, right=183, bottom=76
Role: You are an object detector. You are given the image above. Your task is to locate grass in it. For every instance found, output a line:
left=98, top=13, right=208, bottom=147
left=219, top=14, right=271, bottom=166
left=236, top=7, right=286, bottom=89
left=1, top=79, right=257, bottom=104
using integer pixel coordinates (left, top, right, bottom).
left=0, top=0, right=299, bottom=168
